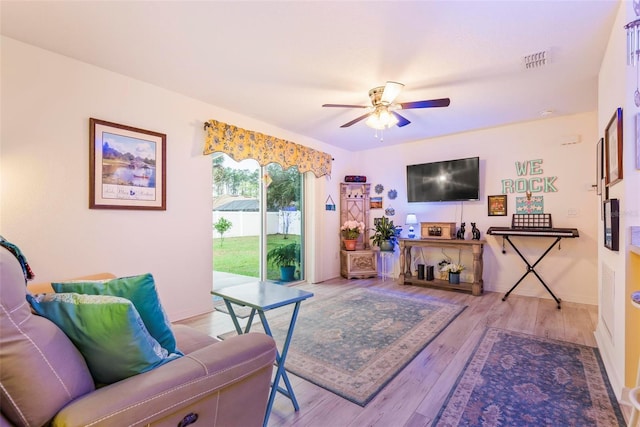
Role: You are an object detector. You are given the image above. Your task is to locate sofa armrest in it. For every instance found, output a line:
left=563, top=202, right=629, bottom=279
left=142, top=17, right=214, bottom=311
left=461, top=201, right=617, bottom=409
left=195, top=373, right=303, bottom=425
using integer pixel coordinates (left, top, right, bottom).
left=26, top=273, right=116, bottom=294
left=52, top=333, right=276, bottom=427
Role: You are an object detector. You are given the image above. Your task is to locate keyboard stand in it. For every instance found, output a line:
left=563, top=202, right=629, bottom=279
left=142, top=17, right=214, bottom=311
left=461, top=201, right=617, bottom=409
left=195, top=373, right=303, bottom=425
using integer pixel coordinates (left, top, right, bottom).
left=501, top=235, right=563, bottom=309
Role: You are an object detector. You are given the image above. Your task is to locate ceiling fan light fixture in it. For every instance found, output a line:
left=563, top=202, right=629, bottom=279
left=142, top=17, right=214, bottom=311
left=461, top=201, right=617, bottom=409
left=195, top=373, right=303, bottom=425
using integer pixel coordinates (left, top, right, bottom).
left=366, top=107, right=398, bottom=129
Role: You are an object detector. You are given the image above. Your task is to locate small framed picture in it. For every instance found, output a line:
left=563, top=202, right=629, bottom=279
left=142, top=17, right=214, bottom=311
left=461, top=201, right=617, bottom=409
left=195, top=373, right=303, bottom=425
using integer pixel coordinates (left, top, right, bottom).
left=488, top=195, right=507, bottom=216
left=596, top=138, right=603, bottom=195
left=603, top=198, right=619, bottom=251
left=636, top=113, right=640, bottom=169
left=370, top=197, right=383, bottom=209
left=605, top=107, right=623, bottom=187
left=90, top=118, right=166, bottom=210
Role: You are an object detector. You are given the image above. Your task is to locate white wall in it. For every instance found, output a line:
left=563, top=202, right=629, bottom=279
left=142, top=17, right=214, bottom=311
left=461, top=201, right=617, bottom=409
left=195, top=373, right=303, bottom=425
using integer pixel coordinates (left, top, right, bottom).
left=0, top=37, right=348, bottom=320
left=356, top=113, right=599, bottom=304
left=595, top=0, right=640, bottom=396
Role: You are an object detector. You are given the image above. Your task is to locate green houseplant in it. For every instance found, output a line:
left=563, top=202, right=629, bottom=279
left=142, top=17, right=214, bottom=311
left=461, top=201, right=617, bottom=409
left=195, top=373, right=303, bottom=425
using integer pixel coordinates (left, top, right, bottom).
left=267, top=242, right=300, bottom=282
left=370, top=216, right=400, bottom=252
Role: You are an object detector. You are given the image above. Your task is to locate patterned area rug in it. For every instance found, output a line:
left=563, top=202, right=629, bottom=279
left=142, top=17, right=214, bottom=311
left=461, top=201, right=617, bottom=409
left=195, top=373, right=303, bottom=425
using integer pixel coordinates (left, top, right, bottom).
left=222, top=287, right=465, bottom=406
left=433, top=328, right=625, bottom=426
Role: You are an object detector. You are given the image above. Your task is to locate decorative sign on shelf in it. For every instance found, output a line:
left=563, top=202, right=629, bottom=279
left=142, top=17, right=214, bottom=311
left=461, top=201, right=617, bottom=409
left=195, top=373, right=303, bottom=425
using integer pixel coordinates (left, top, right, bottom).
left=501, top=159, right=557, bottom=194
left=516, top=192, right=544, bottom=214
left=345, top=175, right=367, bottom=183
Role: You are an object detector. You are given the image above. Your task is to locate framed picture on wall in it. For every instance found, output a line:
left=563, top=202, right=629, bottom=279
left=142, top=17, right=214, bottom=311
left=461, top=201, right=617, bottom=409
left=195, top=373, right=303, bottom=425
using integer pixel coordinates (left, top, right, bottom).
left=596, top=138, right=603, bottom=195
left=487, top=195, right=507, bottom=216
left=605, top=107, right=623, bottom=187
left=370, top=197, right=383, bottom=209
left=89, top=118, right=167, bottom=210
left=603, top=198, right=619, bottom=251
left=636, top=113, right=640, bottom=169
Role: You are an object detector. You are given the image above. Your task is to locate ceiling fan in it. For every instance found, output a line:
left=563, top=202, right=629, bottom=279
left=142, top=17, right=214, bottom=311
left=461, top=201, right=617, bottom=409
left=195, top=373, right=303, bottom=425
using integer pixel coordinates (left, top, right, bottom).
left=322, top=81, right=450, bottom=129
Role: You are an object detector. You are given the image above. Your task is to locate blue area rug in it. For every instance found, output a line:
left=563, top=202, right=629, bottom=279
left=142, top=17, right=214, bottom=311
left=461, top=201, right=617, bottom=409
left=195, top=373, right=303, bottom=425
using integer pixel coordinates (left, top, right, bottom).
left=221, top=287, right=465, bottom=406
left=433, top=328, right=625, bottom=426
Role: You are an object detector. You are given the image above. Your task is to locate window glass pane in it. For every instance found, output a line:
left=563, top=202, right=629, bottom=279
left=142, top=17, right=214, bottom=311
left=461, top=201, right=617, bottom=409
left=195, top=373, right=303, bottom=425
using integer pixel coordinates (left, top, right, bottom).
left=265, top=163, right=304, bottom=282
left=212, top=154, right=260, bottom=286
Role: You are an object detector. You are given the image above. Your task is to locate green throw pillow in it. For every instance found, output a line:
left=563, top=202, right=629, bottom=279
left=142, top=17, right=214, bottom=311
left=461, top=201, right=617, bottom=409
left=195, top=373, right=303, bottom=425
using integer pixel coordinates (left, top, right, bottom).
left=29, top=292, right=180, bottom=384
left=52, top=273, right=180, bottom=355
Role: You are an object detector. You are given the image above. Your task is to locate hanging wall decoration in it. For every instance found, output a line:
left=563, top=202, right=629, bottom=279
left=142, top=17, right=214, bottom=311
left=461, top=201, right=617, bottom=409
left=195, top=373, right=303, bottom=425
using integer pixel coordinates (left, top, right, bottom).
left=516, top=191, right=543, bottom=214
left=325, top=195, right=336, bottom=211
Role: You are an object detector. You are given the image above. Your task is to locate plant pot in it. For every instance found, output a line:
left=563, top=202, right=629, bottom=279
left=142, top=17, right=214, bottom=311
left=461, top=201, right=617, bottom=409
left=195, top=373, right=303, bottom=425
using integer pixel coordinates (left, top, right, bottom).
left=344, top=239, right=357, bottom=251
left=280, top=266, right=296, bottom=282
left=449, top=272, right=461, bottom=284
left=379, top=240, right=394, bottom=252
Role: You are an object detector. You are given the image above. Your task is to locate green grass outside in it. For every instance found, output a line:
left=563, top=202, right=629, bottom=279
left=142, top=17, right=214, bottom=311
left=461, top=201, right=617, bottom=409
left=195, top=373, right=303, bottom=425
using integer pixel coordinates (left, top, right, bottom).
left=213, top=234, right=301, bottom=281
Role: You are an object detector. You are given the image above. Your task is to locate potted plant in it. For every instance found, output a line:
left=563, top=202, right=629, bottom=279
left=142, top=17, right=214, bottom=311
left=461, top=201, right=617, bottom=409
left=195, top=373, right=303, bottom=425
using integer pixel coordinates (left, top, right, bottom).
left=370, top=216, right=400, bottom=252
left=267, top=242, right=300, bottom=282
left=440, top=263, right=465, bottom=284
left=340, top=220, right=365, bottom=250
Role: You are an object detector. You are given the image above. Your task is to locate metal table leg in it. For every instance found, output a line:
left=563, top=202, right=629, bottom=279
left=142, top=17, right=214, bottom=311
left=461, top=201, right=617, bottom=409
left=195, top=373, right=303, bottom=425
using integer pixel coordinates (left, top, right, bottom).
left=223, top=300, right=257, bottom=334
left=261, top=301, right=302, bottom=427
left=501, top=236, right=562, bottom=309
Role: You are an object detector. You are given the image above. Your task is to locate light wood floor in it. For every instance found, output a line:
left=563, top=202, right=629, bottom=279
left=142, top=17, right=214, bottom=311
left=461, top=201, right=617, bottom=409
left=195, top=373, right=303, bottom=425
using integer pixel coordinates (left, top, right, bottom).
left=176, top=277, right=625, bottom=427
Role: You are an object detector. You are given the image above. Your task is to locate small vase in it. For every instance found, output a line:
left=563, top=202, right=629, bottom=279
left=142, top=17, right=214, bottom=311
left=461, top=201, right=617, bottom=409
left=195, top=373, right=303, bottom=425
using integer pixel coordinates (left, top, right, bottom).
left=449, top=272, right=461, bottom=284
left=344, top=239, right=357, bottom=251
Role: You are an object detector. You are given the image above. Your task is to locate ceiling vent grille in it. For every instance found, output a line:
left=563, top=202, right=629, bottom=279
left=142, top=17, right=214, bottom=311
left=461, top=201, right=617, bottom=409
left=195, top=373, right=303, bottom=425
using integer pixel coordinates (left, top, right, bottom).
left=523, top=50, right=548, bottom=69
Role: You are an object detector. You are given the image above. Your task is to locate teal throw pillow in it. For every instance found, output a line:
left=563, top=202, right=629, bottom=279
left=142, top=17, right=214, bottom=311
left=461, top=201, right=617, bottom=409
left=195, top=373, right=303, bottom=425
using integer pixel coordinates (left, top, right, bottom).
left=29, top=292, right=181, bottom=384
left=52, top=273, right=180, bottom=355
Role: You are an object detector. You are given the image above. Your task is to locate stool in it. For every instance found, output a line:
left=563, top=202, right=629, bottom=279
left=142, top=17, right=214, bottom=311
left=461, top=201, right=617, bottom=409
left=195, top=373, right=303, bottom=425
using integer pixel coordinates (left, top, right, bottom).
left=379, top=251, right=394, bottom=281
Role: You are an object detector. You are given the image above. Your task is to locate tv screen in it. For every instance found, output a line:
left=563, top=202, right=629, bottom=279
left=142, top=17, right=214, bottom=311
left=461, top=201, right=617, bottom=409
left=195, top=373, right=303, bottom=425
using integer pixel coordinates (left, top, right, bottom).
left=406, top=157, right=480, bottom=202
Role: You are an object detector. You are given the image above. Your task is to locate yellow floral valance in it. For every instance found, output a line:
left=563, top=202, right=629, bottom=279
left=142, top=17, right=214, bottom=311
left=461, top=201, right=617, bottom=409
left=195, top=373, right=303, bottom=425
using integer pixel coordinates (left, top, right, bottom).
left=203, top=120, right=332, bottom=178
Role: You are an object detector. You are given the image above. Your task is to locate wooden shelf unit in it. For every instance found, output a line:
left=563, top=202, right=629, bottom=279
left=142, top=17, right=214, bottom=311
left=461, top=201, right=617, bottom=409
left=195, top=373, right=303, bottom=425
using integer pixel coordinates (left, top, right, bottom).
left=340, top=183, right=376, bottom=279
left=398, top=238, right=486, bottom=296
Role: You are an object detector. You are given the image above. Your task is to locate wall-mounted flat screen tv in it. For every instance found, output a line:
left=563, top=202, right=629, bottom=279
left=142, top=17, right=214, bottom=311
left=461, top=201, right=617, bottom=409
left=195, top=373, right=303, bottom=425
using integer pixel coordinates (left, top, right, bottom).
left=406, top=156, right=480, bottom=202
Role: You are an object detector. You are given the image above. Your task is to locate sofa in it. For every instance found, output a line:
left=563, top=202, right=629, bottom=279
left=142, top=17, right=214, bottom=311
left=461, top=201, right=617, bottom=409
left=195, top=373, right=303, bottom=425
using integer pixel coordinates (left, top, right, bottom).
left=0, top=245, right=277, bottom=427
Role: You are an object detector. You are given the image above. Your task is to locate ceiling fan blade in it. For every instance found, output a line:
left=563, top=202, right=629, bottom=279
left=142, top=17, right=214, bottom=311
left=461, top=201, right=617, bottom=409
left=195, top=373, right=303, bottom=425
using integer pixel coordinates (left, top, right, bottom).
left=381, top=81, right=404, bottom=104
left=399, top=98, right=451, bottom=109
left=392, top=111, right=411, bottom=127
left=340, top=112, right=372, bottom=128
left=322, top=104, right=369, bottom=108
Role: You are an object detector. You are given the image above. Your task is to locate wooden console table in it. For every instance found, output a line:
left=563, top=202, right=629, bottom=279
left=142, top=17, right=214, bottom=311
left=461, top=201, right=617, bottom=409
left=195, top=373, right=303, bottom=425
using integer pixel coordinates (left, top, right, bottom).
left=398, top=238, right=485, bottom=296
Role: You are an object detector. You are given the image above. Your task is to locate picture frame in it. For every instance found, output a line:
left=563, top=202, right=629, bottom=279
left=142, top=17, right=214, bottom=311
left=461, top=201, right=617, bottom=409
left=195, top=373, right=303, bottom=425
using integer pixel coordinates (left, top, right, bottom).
left=596, top=138, right=603, bottom=195
left=90, top=118, right=166, bottom=210
left=370, top=197, right=383, bottom=209
left=487, top=195, right=507, bottom=216
left=605, top=107, right=623, bottom=187
left=636, top=113, right=640, bottom=169
left=603, top=198, right=619, bottom=251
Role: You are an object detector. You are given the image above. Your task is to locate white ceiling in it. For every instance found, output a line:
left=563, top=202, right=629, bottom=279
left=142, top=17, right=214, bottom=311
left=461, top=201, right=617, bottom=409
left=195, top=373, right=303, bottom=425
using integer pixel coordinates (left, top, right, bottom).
left=0, top=1, right=620, bottom=151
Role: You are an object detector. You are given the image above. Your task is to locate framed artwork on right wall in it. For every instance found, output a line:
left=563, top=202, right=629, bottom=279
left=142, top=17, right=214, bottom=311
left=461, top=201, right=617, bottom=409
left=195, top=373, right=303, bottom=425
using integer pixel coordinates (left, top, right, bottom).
left=605, top=107, right=623, bottom=187
left=603, top=198, right=619, bottom=251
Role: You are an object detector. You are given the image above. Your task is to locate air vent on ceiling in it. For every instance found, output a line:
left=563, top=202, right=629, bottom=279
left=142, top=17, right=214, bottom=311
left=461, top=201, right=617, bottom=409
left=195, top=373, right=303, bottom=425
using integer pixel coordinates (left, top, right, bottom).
left=523, top=50, right=548, bottom=69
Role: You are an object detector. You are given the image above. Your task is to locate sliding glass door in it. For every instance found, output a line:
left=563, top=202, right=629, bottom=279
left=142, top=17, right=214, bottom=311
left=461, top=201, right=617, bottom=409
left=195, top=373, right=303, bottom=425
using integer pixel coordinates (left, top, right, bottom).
left=212, top=153, right=304, bottom=287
